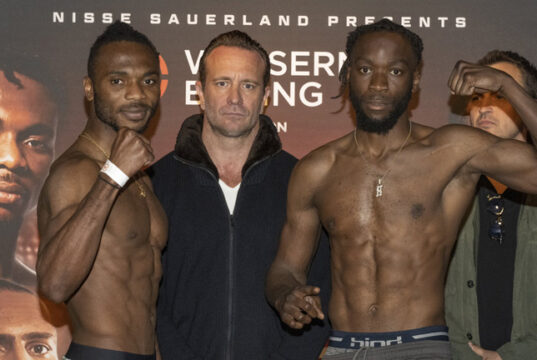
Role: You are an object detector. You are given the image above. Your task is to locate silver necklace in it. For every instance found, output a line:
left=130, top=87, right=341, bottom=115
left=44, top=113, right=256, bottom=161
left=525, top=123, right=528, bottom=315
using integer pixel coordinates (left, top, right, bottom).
left=353, top=122, right=413, bottom=198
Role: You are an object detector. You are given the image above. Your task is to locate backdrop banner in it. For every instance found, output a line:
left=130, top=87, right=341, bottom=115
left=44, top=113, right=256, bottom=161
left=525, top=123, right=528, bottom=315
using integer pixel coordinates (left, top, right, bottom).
left=1, top=0, right=536, bottom=358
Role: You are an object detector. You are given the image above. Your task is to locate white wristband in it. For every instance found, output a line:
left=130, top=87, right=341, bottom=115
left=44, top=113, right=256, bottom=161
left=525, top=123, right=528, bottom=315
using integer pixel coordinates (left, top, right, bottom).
left=100, top=160, right=129, bottom=187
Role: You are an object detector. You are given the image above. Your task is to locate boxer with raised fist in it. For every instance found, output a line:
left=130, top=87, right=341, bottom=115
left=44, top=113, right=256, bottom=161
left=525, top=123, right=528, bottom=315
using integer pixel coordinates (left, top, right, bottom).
left=36, top=21, right=167, bottom=360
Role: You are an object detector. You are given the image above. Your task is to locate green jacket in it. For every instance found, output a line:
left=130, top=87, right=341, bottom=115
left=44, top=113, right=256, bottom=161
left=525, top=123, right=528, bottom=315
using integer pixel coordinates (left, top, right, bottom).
left=445, top=193, right=537, bottom=360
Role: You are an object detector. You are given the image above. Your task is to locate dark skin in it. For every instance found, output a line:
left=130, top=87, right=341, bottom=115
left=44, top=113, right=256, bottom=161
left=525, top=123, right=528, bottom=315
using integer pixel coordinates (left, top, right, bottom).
left=0, top=71, right=57, bottom=286
left=266, top=31, right=537, bottom=333
left=36, top=41, right=167, bottom=355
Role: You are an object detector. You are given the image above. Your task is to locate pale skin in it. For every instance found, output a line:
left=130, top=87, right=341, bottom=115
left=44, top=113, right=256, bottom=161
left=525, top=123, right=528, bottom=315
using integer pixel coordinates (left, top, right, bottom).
left=36, top=41, right=167, bottom=355
left=467, top=62, right=527, bottom=144
left=195, top=45, right=270, bottom=186
left=469, top=342, right=502, bottom=360
left=266, top=32, right=537, bottom=336
left=463, top=61, right=529, bottom=360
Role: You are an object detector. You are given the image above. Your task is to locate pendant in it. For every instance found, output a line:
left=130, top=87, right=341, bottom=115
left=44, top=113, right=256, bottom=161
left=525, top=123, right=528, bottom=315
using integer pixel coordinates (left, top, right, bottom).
left=133, top=178, right=146, bottom=199
left=376, top=178, right=383, bottom=197
left=137, top=182, right=146, bottom=199
left=139, top=187, right=146, bottom=199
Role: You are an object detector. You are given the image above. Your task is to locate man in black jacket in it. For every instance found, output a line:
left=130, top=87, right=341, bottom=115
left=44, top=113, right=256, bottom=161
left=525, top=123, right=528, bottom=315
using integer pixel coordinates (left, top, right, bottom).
left=150, top=30, right=331, bottom=359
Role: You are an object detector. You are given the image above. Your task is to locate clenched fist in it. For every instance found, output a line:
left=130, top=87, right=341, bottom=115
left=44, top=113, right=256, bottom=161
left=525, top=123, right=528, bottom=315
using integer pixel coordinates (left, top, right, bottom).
left=448, top=60, right=513, bottom=96
left=108, top=127, right=154, bottom=178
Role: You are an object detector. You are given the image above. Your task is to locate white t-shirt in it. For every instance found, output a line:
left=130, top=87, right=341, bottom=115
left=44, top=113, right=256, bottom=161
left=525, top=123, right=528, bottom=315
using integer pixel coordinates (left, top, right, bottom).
left=219, top=179, right=241, bottom=215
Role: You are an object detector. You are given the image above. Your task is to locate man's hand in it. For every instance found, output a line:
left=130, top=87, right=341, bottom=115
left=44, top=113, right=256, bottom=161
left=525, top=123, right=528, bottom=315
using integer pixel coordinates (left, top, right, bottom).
left=448, top=60, right=512, bottom=96
left=274, top=285, right=324, bottom=330
left=468, top=342, right=503, bottom=360
left=108, top=127, right=154, bottom=178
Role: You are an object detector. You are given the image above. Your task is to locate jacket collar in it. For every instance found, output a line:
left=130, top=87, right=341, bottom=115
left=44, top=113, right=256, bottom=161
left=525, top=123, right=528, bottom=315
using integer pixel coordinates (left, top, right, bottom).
left=174, top=114, right=282, bottom=178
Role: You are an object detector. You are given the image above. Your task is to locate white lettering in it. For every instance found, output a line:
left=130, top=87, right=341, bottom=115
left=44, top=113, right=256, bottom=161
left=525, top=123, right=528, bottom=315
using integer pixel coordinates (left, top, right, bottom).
left=187, top=14, right=198, bottom=25
left=185, top=81, right=199, bottom=105
left=314, top=52, right=335, bottom=76
left=271, top=82, right=323, bottom=107
left=386, top=336, right=403, bottom=345
left=456, top=17, right=466, bottom=28
left=269, top=50, right=344, bottom=77
left=275, top=122, right=288, bottom=133
left=272, top=82, right=295, bottom=106
left=328, top=16, right=338, bottom=27
left=84, top=12, right=94, bottom=23
left=297, top=15, right=308, bottom=26
left=185, top=50, right=204, bottom=75
left=224, top=14, right=234, bottom=25
left=350, top=338, right=364, bottom=348
left=291, top=51, right=310, bottom=76
left=419, top=17, right=430, bottom=28
left=364, top=16, right=375, bottom=25
left=52, top=12, right=467, bottom=31
left=120, top=13, right=131, bottom=23
left=242, top=14, right=252, bottom=25
left=169, top=14, right=180, bottom=25
left=349, top=336, right=403, bottom=348
left=102, top=13, right=113, bottom=24
left=206, top=14, right=216, bottom=25
left=269, top=51, right=287, bottom=76
left=300, top=82, right=322, bottom=107
left=150, top=13, right=161, bottom=24
left=401, top=16, right=411, bottom=27
left=347, top=16, right=358, bottom=26
left=278, top=15, right=290, bottom=26
left=52, top=11, right=64, bottom=23
left=259, top=15, right=271, bottom=26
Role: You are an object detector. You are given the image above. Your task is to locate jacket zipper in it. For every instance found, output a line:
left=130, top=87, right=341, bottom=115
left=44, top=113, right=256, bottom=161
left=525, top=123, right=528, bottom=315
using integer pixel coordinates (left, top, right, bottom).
left=226, top=214, right=235, bottom=360
left=174, top=153, right=281, bottom=359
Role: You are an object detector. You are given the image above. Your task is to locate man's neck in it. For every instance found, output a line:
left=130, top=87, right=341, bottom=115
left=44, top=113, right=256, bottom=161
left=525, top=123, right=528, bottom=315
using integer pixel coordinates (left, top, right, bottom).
left=355, top=119, right=412, bottom=159
left=82, top=118, right=119, bottom=158
left=201, top=123, right=259, bottom=187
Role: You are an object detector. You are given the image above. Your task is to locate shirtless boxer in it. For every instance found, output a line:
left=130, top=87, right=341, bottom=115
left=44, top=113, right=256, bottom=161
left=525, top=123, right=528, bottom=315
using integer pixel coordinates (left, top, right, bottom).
left=266, top=19, right=537, bottom=359
left=36, top=21, right=167, bottom=360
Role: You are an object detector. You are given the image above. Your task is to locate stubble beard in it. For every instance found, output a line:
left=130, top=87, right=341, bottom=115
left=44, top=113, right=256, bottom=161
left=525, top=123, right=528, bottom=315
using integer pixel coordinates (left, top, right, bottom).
left=207, top=118, right=258, bottom=139
left=93, top=91, right=157, bottom=134
left=205, top=104, right=259, bottom=139
left=350, top=83, right=413, bottom=135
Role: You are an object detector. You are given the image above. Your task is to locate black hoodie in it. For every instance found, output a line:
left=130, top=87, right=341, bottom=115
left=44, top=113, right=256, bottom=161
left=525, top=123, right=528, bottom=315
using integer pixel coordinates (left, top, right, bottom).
left=150, top=114, right=331, bottom=360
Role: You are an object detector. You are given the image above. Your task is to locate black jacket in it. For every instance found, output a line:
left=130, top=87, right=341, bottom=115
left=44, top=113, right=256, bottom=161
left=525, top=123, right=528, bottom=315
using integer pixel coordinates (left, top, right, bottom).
left=150, top=114, right=331, bottom=360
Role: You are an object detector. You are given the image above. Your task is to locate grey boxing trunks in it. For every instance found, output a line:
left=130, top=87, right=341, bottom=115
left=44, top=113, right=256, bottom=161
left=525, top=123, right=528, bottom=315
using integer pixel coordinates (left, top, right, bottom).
left=321, top=326, right=452, bottom=359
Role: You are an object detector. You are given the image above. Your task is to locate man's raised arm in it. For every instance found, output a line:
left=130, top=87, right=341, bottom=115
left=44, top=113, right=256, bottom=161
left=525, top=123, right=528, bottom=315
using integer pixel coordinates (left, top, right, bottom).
left=449, top=60, right=537, bottom=143
left=448, top=61, right=537, bottom=193
left=36, top=128, right=152, bottom=303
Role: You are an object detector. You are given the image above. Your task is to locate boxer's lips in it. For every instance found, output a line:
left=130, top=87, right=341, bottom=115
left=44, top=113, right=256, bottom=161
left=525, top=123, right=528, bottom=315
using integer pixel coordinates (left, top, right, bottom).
left=363, top=97, right=391, bottom=111
left=0, top=181, right=26, bottom=205
left=121, top=106, right=150, bottom=121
